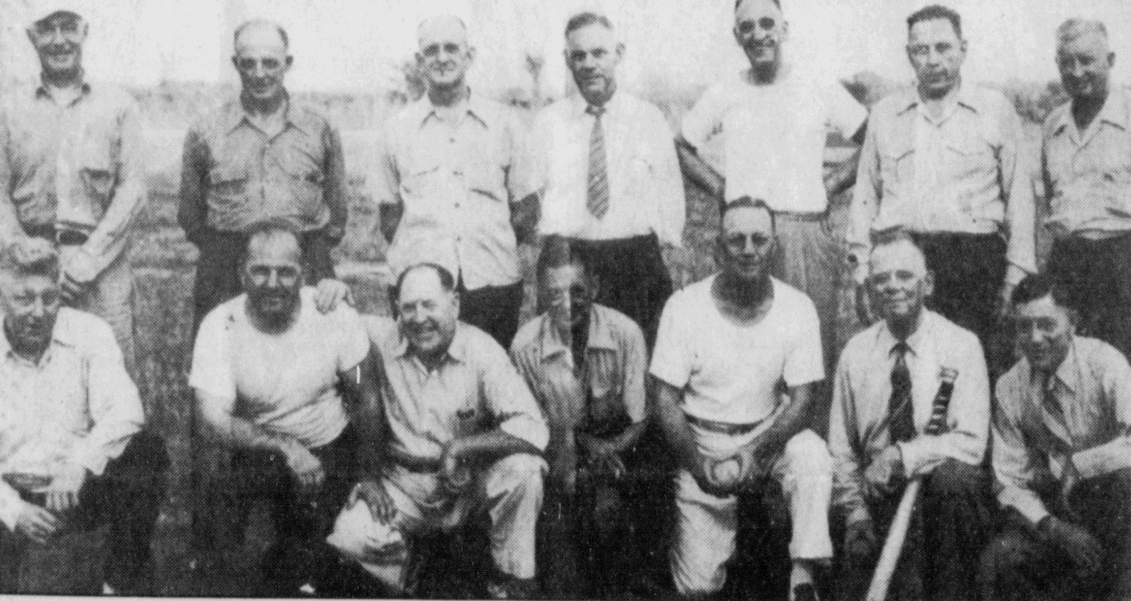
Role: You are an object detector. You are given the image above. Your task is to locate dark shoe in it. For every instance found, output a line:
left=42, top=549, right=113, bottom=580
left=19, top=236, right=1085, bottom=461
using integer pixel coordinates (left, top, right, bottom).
left=791, top=582, right=820, bottom=601
left=487, top=576, right=539, bottom=599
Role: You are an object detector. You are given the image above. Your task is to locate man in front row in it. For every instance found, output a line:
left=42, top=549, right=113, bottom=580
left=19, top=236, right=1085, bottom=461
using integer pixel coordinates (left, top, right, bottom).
left=327, top=263, right=548, bottom=600
left=651, top=198, right=833, bottom=601
left=189, top=223, right=380, bottom=595
left=829, top=233, right=992, bottom=601
left=980, top=275, right=1131, bottom=601
left=0, top=240, right=166, bottom=595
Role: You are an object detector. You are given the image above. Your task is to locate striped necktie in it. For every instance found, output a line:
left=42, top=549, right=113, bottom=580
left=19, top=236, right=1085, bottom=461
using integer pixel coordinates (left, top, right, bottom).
left=889, top=341, right=915, bottom=443
left=1041, top=374, right=1074, bottom=451
left=586, top=105, right=609, bottom=219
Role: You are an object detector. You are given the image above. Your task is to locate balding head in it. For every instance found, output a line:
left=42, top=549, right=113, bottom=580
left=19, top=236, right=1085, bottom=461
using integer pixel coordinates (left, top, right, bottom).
left=868, top=233, right=933, bottom=327
left=416, top=15, right=475, bottom=93
left=418, top=15, right=468, bottom=48
left=232, top=19, right=292, bottom=105
left=234, top=19, right=289, bottom=52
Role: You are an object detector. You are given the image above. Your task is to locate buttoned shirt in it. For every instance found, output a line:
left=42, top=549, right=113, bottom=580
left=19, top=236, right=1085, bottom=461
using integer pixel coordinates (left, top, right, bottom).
left=531, top=91, right=685, bottom=247
left=0, top=308, right=143, bottom=530
left=829, top=310, right=990, bottom=523
left=848, top=85, right=1036, bottom=285
left=993, top=336, right=1131, bottom=525
left=0, top=82, right=146, bottom=283
left=179, top=97, right=347, bottom=240
left=510, top=304, right=647, bottom=436
left=376, top=94, right=532, bottom=289
left=1041, top=86, right=1131, bottom=239
left=366, top=316, right=549, bottom=463
left=681, top=65, right=866, bottom=211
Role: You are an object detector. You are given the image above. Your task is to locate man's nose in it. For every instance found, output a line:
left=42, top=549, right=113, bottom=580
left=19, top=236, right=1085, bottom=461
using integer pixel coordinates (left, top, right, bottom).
left=266, top=269, right=280, bottom=287
left=29, top=298, right=46, bottom=319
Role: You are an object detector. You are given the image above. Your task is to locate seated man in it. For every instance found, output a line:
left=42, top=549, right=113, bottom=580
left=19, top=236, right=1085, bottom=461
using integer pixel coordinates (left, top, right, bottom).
left=189, top=222, right=379, bottom=595
left=0, top=239, right=166, bottom=595
left=829, top=233, right=992, bottom=601
left=510, top=236, right=649, bottom=598
left=327, top=263, right=548, bottom=600
left=651, top=198, right=833, bottom=601
left=980, top=274, right=1131, bottom=601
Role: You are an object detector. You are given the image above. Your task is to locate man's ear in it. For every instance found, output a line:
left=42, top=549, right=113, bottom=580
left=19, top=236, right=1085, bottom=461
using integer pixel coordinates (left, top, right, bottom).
left=467, top=46, right=478, bottom=64
left=284, top=55, right=294, bottom=70
left=923, top=270, right=935, bottom=299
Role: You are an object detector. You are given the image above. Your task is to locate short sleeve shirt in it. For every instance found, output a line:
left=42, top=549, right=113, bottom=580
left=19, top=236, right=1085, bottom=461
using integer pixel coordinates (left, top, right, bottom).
left=189, top=287, right=371, bottom=448
left=650, top=275, right=825, bottom=424
left=681, top=67, right=866, bottom=212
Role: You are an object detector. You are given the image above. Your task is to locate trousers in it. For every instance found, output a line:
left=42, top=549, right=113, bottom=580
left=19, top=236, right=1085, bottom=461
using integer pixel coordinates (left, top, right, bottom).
left=457, top=278, right=524, bottom=349
left=1048, top=234, right=1131, bottom=362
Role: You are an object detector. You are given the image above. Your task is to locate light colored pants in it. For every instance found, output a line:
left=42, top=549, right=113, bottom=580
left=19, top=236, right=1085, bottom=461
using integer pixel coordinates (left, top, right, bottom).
left=670, top=427, right=833, bottom=596
left=327, top=453, right=546, bottom=592
left=59, top=246, right=134, bottom=373
left=771, top=214, right=842, bottom=371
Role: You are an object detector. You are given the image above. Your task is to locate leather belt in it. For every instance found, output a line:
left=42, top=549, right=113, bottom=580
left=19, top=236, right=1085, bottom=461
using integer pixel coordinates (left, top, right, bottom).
left=23, top=225, right=89, bottom=246
left=686, top=415, right=763, bottom=436
left=775, top=211, right=827, bottom=222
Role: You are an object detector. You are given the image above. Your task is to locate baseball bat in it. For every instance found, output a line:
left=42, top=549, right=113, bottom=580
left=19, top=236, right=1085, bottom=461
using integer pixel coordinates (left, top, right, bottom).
left=865, top=367, right=958, bottom=601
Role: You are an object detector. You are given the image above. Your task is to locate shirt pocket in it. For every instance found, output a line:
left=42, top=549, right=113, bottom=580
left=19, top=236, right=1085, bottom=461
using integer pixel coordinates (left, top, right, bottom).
left=944, top=129, right=995, bottom=180
left=467, top=149, right=507, bottom=203
left=277, top=146, right=325, bottom=219
left=79, top=157, right=117, bottom=210
left=208, top=164, right=250, bottom=208
left=880, top=137, right=915, bottom=188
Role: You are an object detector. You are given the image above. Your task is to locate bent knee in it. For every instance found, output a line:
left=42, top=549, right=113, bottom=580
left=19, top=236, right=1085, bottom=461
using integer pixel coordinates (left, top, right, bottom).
left=979, top=531, right=1034, bottom=577
left=782, top=430, right=832, bottom=476
left=927, top=460, right=987, bottom=498
left=487, top=453, right=546, bottom=491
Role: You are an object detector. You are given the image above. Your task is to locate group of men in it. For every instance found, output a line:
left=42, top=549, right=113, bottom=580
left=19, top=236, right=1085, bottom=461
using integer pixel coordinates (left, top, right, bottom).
left=0, top=0, right=1128, bottom=600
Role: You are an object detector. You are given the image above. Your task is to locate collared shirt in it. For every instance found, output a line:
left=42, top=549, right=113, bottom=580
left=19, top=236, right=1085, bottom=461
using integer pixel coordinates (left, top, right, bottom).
left=510, top=304, right=647, bottom=435
left=179, top=97, right=347, bottom=239
left=993, top=336, right=1131, bottom=525
left=681, top=65, right=866, bottom=211
left=189, top=287, right=371, bottom=449
left=848, top=85, right=1036, bottom=285
left=531, top=91, right=685, bottom=247
left=1041, top=86, right=1131, bottom=238
left=0, top=308, right=143, bottom=530
left=376, top=94, right=532, bottom=289
left=650, top=275, right=825, bottom=425
left=0, top=82, right=146, bottom=283
left=366, top=316, right=549, bottom=462
left=829, top=310, right=990, bottom=523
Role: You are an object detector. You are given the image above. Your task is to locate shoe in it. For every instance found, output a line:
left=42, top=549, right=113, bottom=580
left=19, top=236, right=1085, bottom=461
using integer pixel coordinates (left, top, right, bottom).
left=486, top=576, right=539, bottom=599
left=791, top=582, right=819, bottom=601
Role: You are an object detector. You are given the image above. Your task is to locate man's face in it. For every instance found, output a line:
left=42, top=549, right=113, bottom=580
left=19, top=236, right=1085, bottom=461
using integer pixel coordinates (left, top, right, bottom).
left=733, top=0, right=788, bottom=74
left=907, top=18, right=966, bottom=98
left=1058, top=32, right=1114, bottom=102
left=242, top=236, right=303, bottom=323
left=565, top=23, right=622, bottom=106
left=543, top=263, right=594, bottom=332
left=1, top=273, right=61, bottom=352
left=27, top=12, right=87, bottom=80
left=397, top=269, right=459, bottom=359
left=233, top=25, right=291, bottom=103
left=717, top=206, right=775, bottom=284
left=417, top=17, right=474, bottom=91
left=1014, top=295, right=1074, bottom=373
left=868, top=242, right=933, bottom=325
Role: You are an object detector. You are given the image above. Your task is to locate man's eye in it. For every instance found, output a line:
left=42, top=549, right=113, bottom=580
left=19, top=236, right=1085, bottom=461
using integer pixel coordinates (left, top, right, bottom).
left=758, top=18, right=776, bottom=30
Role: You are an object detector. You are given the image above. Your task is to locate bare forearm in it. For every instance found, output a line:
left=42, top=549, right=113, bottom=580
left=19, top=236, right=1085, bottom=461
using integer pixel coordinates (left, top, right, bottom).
left=654, top=376, right=701, bottom=470
left=453, top=429, right=540, bottom=463
left=378, top=203, right=403, bottom=244
left=676, top=139, right=724, bottom=199
left=205, top=411, right=293, bottom=453
left=510, top=193, right=539, bottom=246
left=826, top=147, right=861, bottom=199
left=340, top=359, right=386, bottom=476
left=745, top=384, right=817, bottom=455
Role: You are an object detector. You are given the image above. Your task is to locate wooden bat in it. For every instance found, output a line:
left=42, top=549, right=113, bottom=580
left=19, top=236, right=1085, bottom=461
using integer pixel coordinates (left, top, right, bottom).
left=865, top=367, right=959, bottom=601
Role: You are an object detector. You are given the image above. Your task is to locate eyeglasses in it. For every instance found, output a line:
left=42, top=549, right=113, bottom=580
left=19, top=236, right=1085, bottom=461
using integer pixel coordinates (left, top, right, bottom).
left=246, top=264, right=300, bottom=286
left=736, top=17, right=778, bottom=35
left=32, top=20, right=82, bottom=40
left=235, top=57, right=286, bottom=73
left=722, top=233, right=773, bottom=252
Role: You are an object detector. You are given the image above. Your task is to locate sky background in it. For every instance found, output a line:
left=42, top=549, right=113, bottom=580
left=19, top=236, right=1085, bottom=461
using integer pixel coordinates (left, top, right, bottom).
left=3, top=0, right=1131, bottom=97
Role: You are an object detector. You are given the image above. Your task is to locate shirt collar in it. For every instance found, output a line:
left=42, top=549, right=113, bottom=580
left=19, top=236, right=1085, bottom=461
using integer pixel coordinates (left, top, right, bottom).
left=538, top=305, right=618, bottom=363
left=34, top=79, right=92, bottom=105
left=225, top=94, right=311, bottom=135
left=1029, top=338, right=1081, bottom=394
left=414, top=91, right=491, bottom=129
left=571, top=89, right=623, bottom=119
left=1051, top=87, right=1130, bottom=137
left=875, top=309, right=934, bottom=357
left=896, top=84, right=982, bottom=116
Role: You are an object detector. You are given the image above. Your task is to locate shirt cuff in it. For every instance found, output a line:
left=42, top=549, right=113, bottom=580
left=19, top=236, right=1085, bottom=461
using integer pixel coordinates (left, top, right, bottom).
left=896, top=439, right=927, bottom=478
left=70, top=441, right=111, bottom=477
left=1072, top=440, right=1131, bottom=481
left=998, top=487, right=1050, bottom=527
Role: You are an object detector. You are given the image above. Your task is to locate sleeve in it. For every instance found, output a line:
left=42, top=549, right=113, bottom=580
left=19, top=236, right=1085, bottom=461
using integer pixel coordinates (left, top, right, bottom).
left=783, top=298, right=826, bottom=387
left=827, top=81, right=868, bottom=140
left=527, top=109, right=551, bottom=205
left=620, top=318, right=649, bottom=423
left=0, top=480, right=29, bottom=531
left=992, top=374, right=1051, bottom=525
left=371, top=125, right=401, bottom=207
left=647, top=106, right=686, bottom=248
left=68, top=317, right=144, bottom=476
left=188, top=307, right=238, bottom=408
left=898, top=332, right=991, bottom=477
left=0, top=104, right=24, bottom=246
left=481, top=337, right=549, bottom=451
left=1073, top=345, right=1131, bottom=480
left=322, top=123, right=349, bottom=240
left=828, top=349, right=870, bottom=524
left=846, top=106, right=883, bottom=286
left=504, top=110, right=537, bottom=203
left=999, top=98, right=1037, bottom=282
left=648, top=292, right=693, bottom=389
left=178, top=124, right=211, bottom=244
left=335, top=303, right=372, bottom=372
left=680, top=85, right=723, bottom=150
left=65, top=97, right=149, bottom=283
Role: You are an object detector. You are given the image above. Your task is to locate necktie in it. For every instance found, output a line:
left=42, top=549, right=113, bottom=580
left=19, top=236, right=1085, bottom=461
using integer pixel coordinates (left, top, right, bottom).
left=1040, top=375, right=1073, bottom=450
left=889, top=341, right=915, bottom=443
left=586, top=105, right=609, bottom=219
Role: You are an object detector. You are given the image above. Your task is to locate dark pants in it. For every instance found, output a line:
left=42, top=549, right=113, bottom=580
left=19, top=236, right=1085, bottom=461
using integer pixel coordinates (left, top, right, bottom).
left=913, top=233, right=1009, bottom=373
left=979, top=468, right=1131, bottom=601
left=3, top=431, right=169, bottom=595
left=1048, top=234, right=1131, bottom=361
left=195, top=425, right=358, bottom=594
left=569, top=233, right=673, bottom=348
left=458, top=278, right=524, bottom=349
left=836, top=460, right=993, bottom=601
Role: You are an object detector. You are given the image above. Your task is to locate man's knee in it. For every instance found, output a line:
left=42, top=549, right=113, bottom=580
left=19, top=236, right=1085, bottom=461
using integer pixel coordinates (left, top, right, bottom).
left=979, top=531, right=1035, bottom=586
left=926, top=459, right=986, bottom=499
left=781, top=430, right=832, bottom=477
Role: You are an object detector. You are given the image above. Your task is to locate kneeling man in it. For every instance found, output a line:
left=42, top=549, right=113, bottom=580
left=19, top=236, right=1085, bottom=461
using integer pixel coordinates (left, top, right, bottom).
left=328, top=263, right=548, bottom=599
left=829, top=233, right=992, bottom=601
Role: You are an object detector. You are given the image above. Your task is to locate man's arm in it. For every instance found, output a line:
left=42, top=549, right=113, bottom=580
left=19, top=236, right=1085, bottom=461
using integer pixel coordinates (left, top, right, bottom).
left=1071, top=344, right=1131, bottom=480
left=504, top=112, right=540, bottom=246
left=178, top=126, right=210, bottom=246
left=676, top=136, right=725, bottom=200
left=510, top=192, right=539, bottom=247
left=828, top=353, right=870, bottom=525
left=372, top=129, right=403, bottom=245
left=992, top=378, right=1052, bottom=527
left=464, top=339, right=550, bottom=466
left=339, top=351, right=385, bottom=478
left=322, top=124, right=348, bottom=244
left=845, top=112, right=885, bottom=287
left=739, top=382, right=818, bottom=472
left=0, top=107, right=30, bottom=247
left=999, top=102, right=1037, bottom=293
left=649, top=109, right=687, bottom=247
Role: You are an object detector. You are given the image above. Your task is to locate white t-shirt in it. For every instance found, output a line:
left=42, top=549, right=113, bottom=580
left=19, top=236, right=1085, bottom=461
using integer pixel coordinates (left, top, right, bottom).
left=189, top=287, right=371, bottom=448
left=650, top=275, right=825, bottom=424
left=681, top=66, right=866, bottom=212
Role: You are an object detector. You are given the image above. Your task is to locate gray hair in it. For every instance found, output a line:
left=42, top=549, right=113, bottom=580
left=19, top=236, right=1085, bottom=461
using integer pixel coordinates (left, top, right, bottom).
left=1057, top=18, right=1108, bottom=47
left=0, top=239, right=60, bottom=282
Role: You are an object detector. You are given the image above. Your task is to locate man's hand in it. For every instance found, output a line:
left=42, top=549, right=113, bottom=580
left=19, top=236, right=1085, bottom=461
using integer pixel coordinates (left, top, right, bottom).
left=864, top=445, right=905, bottom=498
left=45, top=463, right=89, bottom=514
left=440, top=441, right=473, bottom=495
left=855, top=285, right=875, bottom=325
left=59, top=271, right=93, bottom=304
left=1040, top=516, right=1104, bottom=575
left=844, top=517, right=878, bottom=564
left=314, top=278, right=353, bottom=314
left=15, top=504, right=62, bottom=544
left=281, top=440, right=325, bottom=494
left=579, top=436, right=626, bottom=480
left=350, top=478, right=396, bottom=524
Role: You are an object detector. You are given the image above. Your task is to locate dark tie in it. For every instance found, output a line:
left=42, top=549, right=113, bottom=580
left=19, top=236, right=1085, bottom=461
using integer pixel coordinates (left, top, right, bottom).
left=1041, top=375, right=1073, bottom=450
left=586, top=105, right=609, bottom=219
left=889, top=341, right=915, bottom=443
